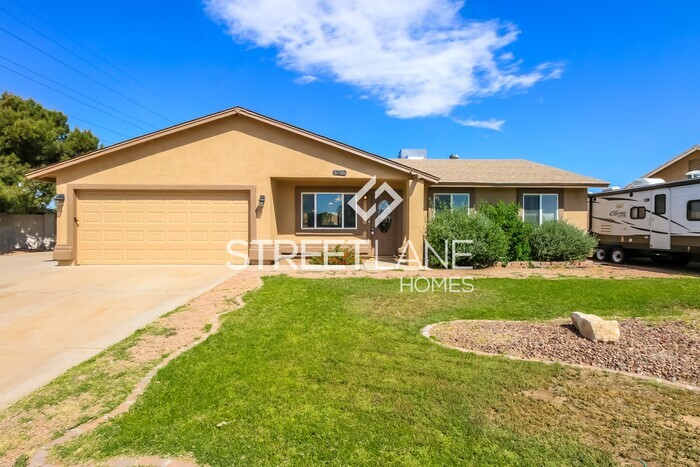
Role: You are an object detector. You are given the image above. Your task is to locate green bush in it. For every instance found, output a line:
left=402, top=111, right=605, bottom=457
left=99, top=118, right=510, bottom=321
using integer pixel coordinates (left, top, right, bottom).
left=529, top=220, right=598, bottom=261
left=478, top=201, right=533, bottom=261
left=425, top=209, right=508, bottom=268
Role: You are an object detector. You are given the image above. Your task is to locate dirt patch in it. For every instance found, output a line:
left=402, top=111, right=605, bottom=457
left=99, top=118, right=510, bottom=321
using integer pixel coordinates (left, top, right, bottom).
left=430, top=317, right=700, bottom=387
left=683, top=415, right=700, bottom=430
left=522, top=389, right=567, bottom=407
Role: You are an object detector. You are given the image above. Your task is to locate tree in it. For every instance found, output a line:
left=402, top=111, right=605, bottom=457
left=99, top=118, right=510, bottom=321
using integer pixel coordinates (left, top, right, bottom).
left=0, top=91, right=99, bottom=213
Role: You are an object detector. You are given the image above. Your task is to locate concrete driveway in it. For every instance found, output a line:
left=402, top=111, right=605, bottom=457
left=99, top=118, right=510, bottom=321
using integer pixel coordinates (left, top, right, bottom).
left=0, top=252, right=237, bottom=409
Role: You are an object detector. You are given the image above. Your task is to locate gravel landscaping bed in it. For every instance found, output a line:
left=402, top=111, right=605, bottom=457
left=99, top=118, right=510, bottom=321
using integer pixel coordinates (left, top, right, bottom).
left=430, top=317, right=700, bottom=386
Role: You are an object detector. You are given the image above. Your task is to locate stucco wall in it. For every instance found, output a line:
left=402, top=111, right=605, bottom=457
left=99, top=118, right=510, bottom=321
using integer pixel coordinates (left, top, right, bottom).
left=561, top=188, right=589, bottom=229
left=0, top=213, right=56, bottom=253
left=404, top=178, right=426, bottom=263
left=647, top=149, right=700, bottom=182
left=474, top=188, right=518, bottom=206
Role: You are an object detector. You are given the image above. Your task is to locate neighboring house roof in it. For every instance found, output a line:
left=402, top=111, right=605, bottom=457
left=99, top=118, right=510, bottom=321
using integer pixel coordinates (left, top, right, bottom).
left=641, top=144, right=700, bottom=178
left=399, top=158, right=609, bottom=187
left=26, top=106, right=439, bottom=183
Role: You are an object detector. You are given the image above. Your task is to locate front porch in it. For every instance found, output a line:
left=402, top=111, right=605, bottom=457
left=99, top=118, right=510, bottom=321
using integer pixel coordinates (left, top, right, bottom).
left=255, top=176, right=426, bottom=263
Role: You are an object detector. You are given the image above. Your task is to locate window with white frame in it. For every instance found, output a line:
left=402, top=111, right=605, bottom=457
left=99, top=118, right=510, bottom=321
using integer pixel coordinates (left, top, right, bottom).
left=523, top=194, right=558, bottom=225
left=301, top=192, right=357, bottom=229
left=433, top=193, right=470, bottom=213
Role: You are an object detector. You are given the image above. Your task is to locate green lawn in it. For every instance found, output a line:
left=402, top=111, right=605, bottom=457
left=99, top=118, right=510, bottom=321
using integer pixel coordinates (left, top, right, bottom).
left=55, top=277, right=700, bottom=466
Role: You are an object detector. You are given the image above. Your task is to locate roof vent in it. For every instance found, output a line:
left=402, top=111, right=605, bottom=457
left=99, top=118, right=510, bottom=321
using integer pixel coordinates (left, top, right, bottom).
left=686, top=170, right=700, bottom=180
left=398, top=149, right=427, bottom=159
left=601, top=186, right=621, bottom=192
left=449, top=154, right=460, bottom=159
left=631, top=177, right=665, bottom=188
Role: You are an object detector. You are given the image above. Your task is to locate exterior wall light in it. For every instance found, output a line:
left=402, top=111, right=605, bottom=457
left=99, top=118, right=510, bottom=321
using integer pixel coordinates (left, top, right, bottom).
left=258, top=195, right=265, bottom=208
left=54, top=193, right=65, bottom=206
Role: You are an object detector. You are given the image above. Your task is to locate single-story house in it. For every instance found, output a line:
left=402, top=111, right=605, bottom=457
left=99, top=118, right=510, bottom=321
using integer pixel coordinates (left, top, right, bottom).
left=27, top=107, right=608, bottom=265
left=637, top=145, right=700, bottom=183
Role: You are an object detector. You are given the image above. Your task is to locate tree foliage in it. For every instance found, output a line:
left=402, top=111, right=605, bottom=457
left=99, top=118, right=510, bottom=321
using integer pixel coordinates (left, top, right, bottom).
left=0, top=91, right=99, bottom=213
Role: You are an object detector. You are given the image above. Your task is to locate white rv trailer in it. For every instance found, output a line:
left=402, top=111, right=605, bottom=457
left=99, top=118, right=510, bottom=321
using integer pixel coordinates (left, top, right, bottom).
left=588, top=176, right=700, bottom=265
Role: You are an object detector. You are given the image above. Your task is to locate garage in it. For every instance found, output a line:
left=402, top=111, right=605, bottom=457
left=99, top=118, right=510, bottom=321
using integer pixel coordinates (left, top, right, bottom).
left=76, top=190, right=249, bottom=264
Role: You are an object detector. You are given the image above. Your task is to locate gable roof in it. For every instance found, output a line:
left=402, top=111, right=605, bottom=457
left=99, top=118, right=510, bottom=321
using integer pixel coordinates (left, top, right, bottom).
left=399, top=158, right=608, bottom=187
left=26, top=107, right=439, bottom=183
left=641, top=144, right=700, bottom=178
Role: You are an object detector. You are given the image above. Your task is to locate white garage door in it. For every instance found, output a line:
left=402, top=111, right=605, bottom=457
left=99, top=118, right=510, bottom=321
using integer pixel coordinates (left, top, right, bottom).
left=76, top=191, right=249, bottom=264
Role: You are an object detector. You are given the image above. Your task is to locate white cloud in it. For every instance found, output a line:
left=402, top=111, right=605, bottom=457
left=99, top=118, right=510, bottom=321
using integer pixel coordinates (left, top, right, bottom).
left=204, top=0, right=562, bottom=118
left=453, top=117, right=505, bottom=132
left=294, top=75, right=318, bottom=84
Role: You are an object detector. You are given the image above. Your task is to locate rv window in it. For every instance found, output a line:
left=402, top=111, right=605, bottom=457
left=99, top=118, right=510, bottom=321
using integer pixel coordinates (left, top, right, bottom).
left=630, top=206, right=646, bottom=219
left=654, top=194, right=666, bottom=215
left=688, top=200, right=700, bottom=221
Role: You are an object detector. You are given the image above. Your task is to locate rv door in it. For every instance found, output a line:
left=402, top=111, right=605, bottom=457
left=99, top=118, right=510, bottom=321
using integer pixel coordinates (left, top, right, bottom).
left=650, top=188, right=671, bottom=250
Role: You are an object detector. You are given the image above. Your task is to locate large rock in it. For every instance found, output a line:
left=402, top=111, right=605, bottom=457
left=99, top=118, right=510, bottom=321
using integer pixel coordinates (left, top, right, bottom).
left=571, top=312, right=620, bottom=342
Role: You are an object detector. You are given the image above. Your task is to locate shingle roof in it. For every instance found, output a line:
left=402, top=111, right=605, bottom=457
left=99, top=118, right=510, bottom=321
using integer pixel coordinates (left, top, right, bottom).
left=399, top=158, right=608, bottom=187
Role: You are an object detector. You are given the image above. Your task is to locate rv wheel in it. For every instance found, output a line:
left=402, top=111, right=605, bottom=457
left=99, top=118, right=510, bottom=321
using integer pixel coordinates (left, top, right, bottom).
left=594, top=248, right=607, bottom=261
left=609, top=247, right=625, bottom=265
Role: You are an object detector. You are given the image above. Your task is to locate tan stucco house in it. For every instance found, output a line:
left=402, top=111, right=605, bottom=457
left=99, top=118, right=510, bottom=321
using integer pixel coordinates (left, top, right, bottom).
left=637, top=145, right=700, bottom=183
left=27, top=107, right=608, bottom=265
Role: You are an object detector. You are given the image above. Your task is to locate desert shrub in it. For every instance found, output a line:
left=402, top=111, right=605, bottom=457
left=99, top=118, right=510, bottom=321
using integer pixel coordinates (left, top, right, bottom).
left=478, top=201, right=533, bottom=261
left=529, top=220, right=598, bottom=261
left=425, top=209, right=508, bottom=268
left=308, top=244, right=357, bottom=265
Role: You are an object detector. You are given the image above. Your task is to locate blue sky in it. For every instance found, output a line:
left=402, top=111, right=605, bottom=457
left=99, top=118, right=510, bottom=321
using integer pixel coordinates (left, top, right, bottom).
left=1, top=1, right=699, bottom=187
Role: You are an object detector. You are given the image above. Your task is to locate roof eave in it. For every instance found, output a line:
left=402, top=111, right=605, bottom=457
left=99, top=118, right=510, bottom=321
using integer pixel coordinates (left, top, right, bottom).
left=432, top=181, right=610, bottom=188
left=29, top=173, right=56, bottom=183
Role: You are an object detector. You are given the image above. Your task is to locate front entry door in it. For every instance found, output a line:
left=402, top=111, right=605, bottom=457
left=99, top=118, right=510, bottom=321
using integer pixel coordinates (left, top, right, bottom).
left=650, top=188, right=671, bottom=250
left=373, top=190, right=403, bottom=257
